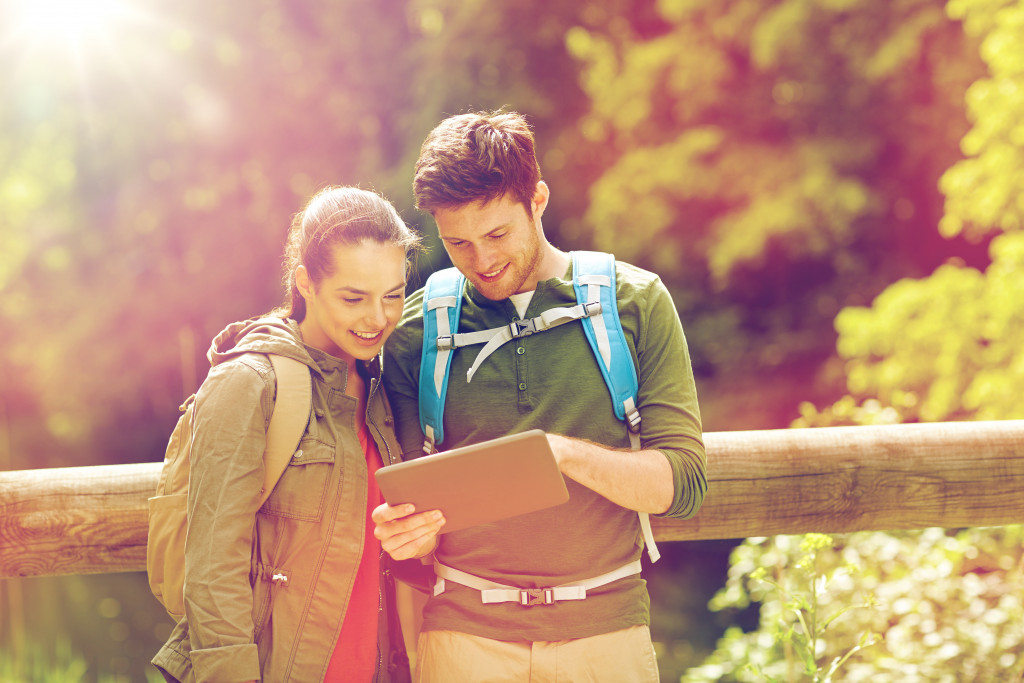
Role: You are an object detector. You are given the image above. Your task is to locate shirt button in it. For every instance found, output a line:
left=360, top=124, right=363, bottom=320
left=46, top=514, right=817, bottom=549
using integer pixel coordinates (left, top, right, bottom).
left=516, top=346, right=525, bottom=355
left=293, top=449, right=303, bottom=459
left=518, top=382, right=527, bottom=391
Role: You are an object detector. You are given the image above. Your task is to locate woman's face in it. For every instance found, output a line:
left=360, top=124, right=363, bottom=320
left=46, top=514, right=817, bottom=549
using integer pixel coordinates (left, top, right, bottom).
left=297, top=239, right=407, bottom=365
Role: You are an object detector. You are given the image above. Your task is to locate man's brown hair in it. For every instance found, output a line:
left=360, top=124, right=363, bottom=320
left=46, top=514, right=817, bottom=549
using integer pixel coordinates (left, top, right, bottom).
left=413, top=109, right=542, bottom=216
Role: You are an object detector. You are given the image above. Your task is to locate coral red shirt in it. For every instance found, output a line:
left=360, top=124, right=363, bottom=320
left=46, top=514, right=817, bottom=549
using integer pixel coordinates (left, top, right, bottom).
left=324, top=423, right=383, bottom=682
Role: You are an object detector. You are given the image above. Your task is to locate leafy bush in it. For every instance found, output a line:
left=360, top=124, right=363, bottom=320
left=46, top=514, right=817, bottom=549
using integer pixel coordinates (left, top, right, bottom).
left=685, top=527, right=1024, bottom=682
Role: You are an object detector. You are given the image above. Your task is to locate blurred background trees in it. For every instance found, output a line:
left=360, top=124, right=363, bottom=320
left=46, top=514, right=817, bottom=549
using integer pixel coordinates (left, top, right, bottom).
left=796, top=0, right=1024, bottom=428
left=691, top=1, right=1024, bottom=678
left=0, top=0, right=994, bottom=467
left=1, top=0, right=1020, bottom=680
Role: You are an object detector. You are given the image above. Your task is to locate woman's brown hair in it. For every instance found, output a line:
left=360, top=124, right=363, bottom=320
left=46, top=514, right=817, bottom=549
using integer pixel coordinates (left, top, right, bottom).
left=276, top=186, right=420, bottom=321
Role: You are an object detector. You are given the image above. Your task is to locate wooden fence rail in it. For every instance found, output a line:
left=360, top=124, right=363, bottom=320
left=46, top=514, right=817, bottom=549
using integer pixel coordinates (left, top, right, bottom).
left=2, top=421, right=1024, bottom=579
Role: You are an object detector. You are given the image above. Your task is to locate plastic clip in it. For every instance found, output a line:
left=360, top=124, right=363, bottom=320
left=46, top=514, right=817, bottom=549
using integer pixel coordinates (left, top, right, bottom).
left=509, top=319, right=537, bottom=339
left=519, top=588, right=555, bottom=606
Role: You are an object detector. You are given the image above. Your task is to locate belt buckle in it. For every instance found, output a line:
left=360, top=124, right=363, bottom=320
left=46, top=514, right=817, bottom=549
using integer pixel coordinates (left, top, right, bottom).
left=519, top=588, right=554, bottom=606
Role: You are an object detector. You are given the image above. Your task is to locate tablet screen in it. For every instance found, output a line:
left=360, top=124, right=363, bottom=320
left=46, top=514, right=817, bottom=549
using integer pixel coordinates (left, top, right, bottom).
left=374, top=430, right=570, bottom=534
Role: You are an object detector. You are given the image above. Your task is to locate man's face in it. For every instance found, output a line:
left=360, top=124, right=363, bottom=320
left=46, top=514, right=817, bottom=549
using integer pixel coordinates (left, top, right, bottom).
left=434, top=187, right=546, bottom=300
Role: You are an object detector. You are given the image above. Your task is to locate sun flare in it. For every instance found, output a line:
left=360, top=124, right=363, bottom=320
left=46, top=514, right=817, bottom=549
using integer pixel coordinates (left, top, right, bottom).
left=10, top=0, right=131, bottom=47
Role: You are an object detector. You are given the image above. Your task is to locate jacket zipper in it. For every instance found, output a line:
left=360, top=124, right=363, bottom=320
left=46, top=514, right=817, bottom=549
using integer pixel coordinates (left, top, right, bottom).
left=368, top=370, right=390, bottom=681
left=366, top=373, right=396, bottom=465
left=376, top=562, right=385, bottom=681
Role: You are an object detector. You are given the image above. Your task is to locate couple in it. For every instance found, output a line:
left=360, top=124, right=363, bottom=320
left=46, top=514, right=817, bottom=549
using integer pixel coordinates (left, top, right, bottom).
left=152, top=110, right=708, bottom=683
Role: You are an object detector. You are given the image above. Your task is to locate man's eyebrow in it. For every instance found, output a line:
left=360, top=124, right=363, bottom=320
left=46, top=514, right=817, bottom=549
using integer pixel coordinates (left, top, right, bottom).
left=441, top=223, right=512, bottom=241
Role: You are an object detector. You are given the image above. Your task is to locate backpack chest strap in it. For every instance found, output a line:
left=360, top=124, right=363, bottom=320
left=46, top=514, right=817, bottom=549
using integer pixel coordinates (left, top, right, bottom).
left=441, top=301, right=602, bottom=383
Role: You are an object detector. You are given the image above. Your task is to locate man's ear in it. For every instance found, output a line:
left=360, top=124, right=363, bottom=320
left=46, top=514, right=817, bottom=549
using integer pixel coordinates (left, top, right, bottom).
left=531, top=181, right=550, bottom=221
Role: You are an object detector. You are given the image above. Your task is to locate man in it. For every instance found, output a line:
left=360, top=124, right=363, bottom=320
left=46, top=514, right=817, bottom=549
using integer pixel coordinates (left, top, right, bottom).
left=374, top=110, right=707, bottom=682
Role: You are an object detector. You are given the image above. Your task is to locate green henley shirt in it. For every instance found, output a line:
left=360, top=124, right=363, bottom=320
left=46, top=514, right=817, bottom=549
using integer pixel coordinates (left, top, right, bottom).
left=382, top=255, right=707, bottom=642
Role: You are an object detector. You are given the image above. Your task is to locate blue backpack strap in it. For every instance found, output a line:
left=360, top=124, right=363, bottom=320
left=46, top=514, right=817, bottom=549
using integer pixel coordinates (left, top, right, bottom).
left=571, top=251, right=641, bottom=439
left=572, top=251, right=659, bottom=563
left=418, top=267, right=466, bottom=453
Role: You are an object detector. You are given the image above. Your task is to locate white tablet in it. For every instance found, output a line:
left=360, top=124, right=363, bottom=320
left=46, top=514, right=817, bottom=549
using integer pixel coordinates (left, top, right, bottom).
left=374, top=430, right=570, bottom=534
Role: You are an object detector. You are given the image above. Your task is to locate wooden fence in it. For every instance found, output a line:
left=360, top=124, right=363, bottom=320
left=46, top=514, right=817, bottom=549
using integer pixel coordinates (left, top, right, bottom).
left=2, top=420, right=1024, bottom=579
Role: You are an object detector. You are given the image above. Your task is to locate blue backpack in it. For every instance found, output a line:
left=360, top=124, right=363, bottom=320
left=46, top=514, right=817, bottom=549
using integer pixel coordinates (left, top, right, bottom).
left=416, top=250, right=659, bottom=562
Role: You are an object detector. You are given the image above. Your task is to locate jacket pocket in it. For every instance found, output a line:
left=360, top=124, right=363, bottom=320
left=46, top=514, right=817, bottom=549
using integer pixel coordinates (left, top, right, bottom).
left=260, top=436, right=336, bottom=520
left=147, top=492, right=188, bottom=620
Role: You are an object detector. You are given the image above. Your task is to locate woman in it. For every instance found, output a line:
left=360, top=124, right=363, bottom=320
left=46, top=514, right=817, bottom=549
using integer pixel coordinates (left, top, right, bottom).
left=153, top=186, right=419, bottom=683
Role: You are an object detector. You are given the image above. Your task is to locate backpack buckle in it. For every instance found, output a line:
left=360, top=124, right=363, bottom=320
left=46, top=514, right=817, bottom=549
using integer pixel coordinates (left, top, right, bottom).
left=519, top=588, right=555, bottom=606
left=436, top=335, right=454, bottom=351
left=626, top=406, right=642, bottom=434
left=582, top=301, right=602, bottom=317
left=509, top=319, right=537, bottom=339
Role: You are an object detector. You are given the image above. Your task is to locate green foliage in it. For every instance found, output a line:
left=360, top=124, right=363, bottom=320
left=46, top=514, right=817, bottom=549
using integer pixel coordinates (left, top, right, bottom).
left=722, top=2, right=1024, bottom=672
left=685, top=533, right=877, bottom=683
left=2, top=0, right=428, bottom=452
left=940, top=0, right=1024, bottom=239
left=0, top=0, right=608, bottom=462
left=796, top=0, right=1024, bottom=428
left=0, top=639, right=166, bottom=683
left=687, top=527, right=1024, bottom=682
left=0, top=640, right=87, bottom=683
left=795, top=232, right=1024, bottom=426
left=567, top=0, right=985, bottom=372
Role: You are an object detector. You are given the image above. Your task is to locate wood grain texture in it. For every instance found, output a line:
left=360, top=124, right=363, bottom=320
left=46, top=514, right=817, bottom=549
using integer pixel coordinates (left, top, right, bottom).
left=2, top=421, right=1023, bottom=578
left=0, top=462, right=157, bottom=578
left=652, top=420, right=1024, bottom=541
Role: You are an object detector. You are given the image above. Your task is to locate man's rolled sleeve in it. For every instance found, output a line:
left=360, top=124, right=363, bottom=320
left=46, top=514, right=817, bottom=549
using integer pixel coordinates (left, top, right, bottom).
left=631, top=275, right=707, bottom=519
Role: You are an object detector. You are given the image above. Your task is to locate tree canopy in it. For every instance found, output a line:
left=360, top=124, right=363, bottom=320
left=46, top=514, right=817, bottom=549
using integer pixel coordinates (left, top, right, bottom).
left=0, top=0, right=994, bottom=468
left=796, top=0, right=1024, bottom=427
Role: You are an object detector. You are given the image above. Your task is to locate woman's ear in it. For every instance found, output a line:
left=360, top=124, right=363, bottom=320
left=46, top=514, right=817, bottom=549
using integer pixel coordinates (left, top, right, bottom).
left=295, top=265, right=314, bottom=300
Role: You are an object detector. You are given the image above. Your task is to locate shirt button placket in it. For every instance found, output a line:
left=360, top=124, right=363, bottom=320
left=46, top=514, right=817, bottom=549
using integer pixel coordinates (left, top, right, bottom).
left=514, top=336, right=528, bottom=405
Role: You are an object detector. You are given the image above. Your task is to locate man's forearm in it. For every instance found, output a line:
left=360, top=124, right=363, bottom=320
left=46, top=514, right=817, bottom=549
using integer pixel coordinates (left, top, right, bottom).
left=546, top=433, right=674, bottom=514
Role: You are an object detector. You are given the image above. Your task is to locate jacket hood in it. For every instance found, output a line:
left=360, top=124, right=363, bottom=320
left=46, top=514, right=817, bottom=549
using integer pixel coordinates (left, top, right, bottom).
left=208, top=316, right=313, bottom=370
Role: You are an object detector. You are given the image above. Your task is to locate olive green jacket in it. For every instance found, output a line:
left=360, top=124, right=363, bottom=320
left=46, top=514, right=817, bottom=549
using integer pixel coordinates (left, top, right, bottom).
left=153, top=318, right=410, bottom=683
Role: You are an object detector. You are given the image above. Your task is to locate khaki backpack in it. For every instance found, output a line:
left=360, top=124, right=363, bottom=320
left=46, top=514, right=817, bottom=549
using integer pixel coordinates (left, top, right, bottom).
left=147, top=354, right=312, bottom=621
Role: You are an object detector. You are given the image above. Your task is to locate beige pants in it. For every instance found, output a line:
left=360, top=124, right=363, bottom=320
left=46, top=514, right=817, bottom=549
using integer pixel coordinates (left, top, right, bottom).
left=415, top=625, right=660, bottom=683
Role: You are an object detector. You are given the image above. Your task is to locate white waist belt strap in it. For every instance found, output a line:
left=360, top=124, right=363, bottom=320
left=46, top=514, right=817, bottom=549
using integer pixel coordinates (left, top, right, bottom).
left=432, top=559, right=643, bottom=607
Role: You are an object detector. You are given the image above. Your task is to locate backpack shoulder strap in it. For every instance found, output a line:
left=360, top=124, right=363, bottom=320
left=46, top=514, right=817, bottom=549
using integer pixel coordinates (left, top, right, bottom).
left=418, top=267, right=466, bottom=453
left=571, top=251, right=641, bottom=442
left=260, top=354, right=312, bottom=506
left=572, top=251, right=659, bottom=563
